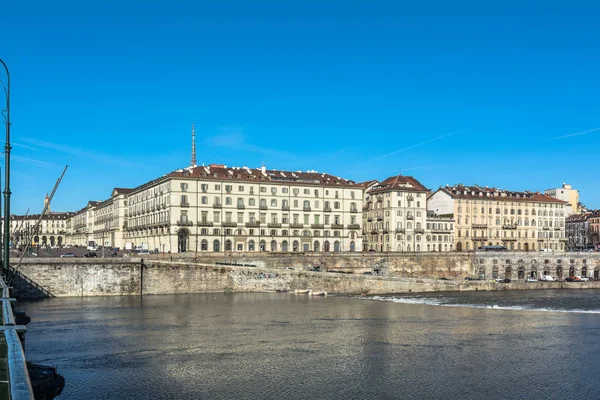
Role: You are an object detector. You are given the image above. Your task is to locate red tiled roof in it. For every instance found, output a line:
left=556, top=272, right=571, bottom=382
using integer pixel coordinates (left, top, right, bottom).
left=166, top=165, right=360, bottom=188
left=367, top=175, right=429, bottom=194
left=437, top=184, right=568, bottom=204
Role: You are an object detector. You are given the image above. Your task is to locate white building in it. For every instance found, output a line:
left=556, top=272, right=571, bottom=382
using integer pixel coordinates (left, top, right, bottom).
left=123, top=164, right=364, bottom=253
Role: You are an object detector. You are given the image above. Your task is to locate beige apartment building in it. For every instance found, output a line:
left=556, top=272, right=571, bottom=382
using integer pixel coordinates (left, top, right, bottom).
left=67, top=201, right=98, bottom=247
left=362, top=175, right=453, bottom=252
left=123, top=164, right=364, bottom=253
left=91, top=188, right=132, bottom=248
left=428, top=185, right=568, bottom=252
left=545, top=183, right=580, bottom=216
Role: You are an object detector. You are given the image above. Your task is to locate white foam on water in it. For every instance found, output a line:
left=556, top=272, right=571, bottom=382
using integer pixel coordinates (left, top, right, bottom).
left=367, top=296, right=600, bottom=314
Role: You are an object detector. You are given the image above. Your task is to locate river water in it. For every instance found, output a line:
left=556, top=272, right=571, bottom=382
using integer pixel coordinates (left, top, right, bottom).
left=20, top=290, right=600, bottom=399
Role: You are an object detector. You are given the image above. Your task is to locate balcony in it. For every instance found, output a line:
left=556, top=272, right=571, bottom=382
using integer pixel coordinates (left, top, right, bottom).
left=177, top=220, right=193, bottom=226
left=371, top=229, right=379, bottom=234
left=367, top=217, right=373, bottom=222
left=331, top=224, right=344, bottom=230
left=289, top=223, right=304, bottom=229
left=213, top=203, right=222, bottom=209
left=237, top=204, right=245, bottom=210
left=502, top=225, right=517, bottom=230
left=311, top=224, right=324, bottom=229
left=472, top=224, right=487, bottom=229
left=180, top=202, right=190, bottom=208
left=222, top=222, right=238, bottom=228
left=415, top=228, right=425, bottom=234
left=324, top=207, right=332, bottom=213
left=245, top=221, right=261, bottom=228
left=197, top=221, right=214, bottom=227
left=395, top=228, right=406, bottom=233
left=406, top=195, right=414, bottom=201
left=303, top=206, right=312, bottom=212
left=259, top=204, right=268, bottom=210
left=382, top=228, right=389, bottom=234
left=350, top=208, right=358, bottom=213
left=281, top=205, right=290, bottom=211
left=542, top=226, right=550, bottom=230
left=554, top=227, right=561, bottom=231
left=268, top=223, right=282, bottom=228
left=471, top=236, right=488, bottom=241
left=502, top=237, right=518, bottom=242
left=406, top=215, right=414, bottom=220
left=377, top=216, right=383, bottom=222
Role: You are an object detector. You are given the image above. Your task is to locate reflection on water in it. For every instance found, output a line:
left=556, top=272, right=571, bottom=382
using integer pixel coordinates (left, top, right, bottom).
left=21, top=291, right=600, bottom=399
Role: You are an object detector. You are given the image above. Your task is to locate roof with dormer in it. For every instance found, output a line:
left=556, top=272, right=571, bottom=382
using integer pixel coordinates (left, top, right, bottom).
left=367, top=175, right=429, bottom=194
left=433, top=184, right=568, bottom=204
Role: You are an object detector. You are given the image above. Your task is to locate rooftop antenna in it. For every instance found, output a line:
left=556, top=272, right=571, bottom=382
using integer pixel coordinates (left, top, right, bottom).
left=191, top=123, right=196, bottom=167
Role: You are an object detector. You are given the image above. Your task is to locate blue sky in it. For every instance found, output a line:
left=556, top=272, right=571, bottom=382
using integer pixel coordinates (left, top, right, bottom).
left=1, top=0, right=599, bottom=214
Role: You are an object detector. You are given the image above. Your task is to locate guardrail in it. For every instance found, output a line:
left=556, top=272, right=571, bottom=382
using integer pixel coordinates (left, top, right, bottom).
left=0, top=275, right=34, bottom=399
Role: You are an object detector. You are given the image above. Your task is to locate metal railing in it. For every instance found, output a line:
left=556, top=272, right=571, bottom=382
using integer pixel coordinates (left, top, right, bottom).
left=0, top=276, right=34, bottom=399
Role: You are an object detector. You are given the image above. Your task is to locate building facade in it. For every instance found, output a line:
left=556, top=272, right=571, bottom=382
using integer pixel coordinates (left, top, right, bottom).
left=566, top=212, right=594, bottom=251
left=428, top=185, right=568, bottom=252
left=123, top=165, right=364, bottom=253
left=362, top=175, right=453, bottom=252
left=545, top=183, right=581, bottom=216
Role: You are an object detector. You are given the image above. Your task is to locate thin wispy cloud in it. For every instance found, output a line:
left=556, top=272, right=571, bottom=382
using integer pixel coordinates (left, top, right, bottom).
left=205, top=129, right=292, bottom=159
left=1, top=154, right=57, bottom=167
left=552, top=127, right=600, bottom=140
left=12, top=142, right=39, bottom=151
left=22, top=138, right=144, bottom=168
left=349, top=130, right=462, bottom=169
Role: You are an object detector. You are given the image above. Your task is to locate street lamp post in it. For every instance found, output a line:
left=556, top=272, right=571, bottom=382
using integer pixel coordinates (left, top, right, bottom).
left=0, top=59, right=11, bottom=275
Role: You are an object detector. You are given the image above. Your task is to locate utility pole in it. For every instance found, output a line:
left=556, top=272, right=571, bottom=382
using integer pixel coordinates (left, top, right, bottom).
left=0, top=59, right=11, bottom=276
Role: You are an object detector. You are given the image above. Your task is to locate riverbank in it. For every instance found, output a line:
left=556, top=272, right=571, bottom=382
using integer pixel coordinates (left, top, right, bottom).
left=9, top=258, right=600, bottom=298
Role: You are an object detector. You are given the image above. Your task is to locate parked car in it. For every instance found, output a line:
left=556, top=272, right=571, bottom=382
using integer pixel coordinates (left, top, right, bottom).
left=564, top=276, right=575, bottom=282
left=540, top=275, right=557, bottom=282
left=137, top=250, right=150, bottom=255
left=60, top=252, right=75, bottom=258
left=525, top=277, right=538, bottom=283
left=576, top=276, right=590, bottom=282
left=83, top=252, right=98, bottom=258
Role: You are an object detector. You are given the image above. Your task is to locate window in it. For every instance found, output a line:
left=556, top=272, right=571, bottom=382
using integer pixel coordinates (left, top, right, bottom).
left=271, top=187, right=277, bottom=194
left=282, top=188, right=288, bottom=194
left=201, top=196, right=208, bottom=205
left=225, top=185, right=232, bottom=193
left=201, top=184, right=208, bottom=193
left=260, top=186, right=266, bottom=193
left=238, top=186, right=244, bottom=192
left=180, top=182, right=188, bottom=192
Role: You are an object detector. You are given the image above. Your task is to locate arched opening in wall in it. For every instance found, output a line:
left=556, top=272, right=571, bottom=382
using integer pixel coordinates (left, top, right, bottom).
left=334, top=241, right=340, bottom=252
left=213, top=240, right=220, bottom=252
left=201, top=240, right=208, bottom=251
left=260, top=240, right=266, bottom=251
left=50, top=236, right=56, bottom=247
left=416, top=244, right=421, bottom=252
left=492, top=266, right=499, bottom=279
left=478, top=266, right=485, bottom=279
left=34, top=235, right=39, bottom=245
left=595, top=268, right=599, bottom=281
left=177, top=229, right=189, bottom=252
left=582, top=266, right=588, bottom=278
left=517, top=266, right=525, bottom=280
left=524, top=243, right=529, bottom=251
left=42, top=236, right=47, bottom=247
left=314, top=241, right=320, bottom=252
left=569, top=266, right=575, bottom=278
left=532, top=243, right=536, bottom=251
left=406, top=244, right=411, bottom=252
left=57, top=236, right=63, bottom=247
left=505, top=266, right=512, bottom=279
left=556, top=266, right=563, bottom=280
left=510, top=242, right=514, bottom=250
left=517, top=243, right=521, bottom=251
left=281, top=240, right=289, bottom=252
left=324, top=241, right=330, bottom=252
left=530, top=266, right=537, bottom=279
left=293, top=240, right=299, bottom=252
left=444, top=244, right=448, bottom=251
left=270, top=240, right=277, bottom=252
left=456, top=242, right=463, bottom=252
left=248, top=240, right=255, bottom=251
left=225, top=240, right=232, bottom=251
left=397, top=244, right=402, bottom=252
left=427, top=244, right=430, bottom=251
left=438, top=244, right=442, bottom=252
left=350, top=241, right=356, bottom=252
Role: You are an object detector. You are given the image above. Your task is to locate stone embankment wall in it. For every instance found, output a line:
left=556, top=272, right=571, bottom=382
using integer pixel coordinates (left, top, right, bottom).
left=10, top=252, right=600, bottom=298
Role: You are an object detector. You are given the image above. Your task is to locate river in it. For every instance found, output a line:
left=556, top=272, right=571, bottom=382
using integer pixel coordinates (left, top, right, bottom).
left=20, top=290, right=600, bottom=399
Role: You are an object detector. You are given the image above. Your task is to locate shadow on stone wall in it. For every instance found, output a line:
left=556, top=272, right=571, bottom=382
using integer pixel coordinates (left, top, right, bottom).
left=9, top=267, right=55, bottom=298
